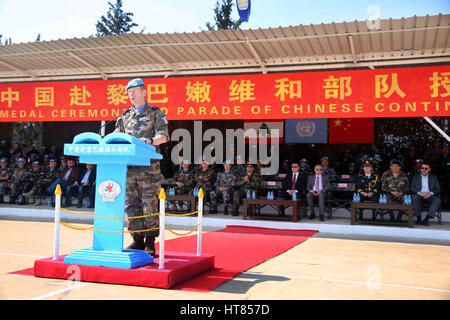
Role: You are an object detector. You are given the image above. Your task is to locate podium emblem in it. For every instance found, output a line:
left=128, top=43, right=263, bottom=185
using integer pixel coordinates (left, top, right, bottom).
left=98, top=180, right=121, bottom=202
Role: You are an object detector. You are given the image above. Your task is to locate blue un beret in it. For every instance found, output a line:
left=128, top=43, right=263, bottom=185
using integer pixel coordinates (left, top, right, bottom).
left=125, top=78, right=145, bottom=91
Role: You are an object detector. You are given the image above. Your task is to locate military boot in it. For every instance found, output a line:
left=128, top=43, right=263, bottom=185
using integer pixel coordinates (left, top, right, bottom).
left=126, top=234, right=145, bottom=250
left=34, top=197, right=43, bottom=206
left=232, top=204, right=239, bottom=216
left=144, top=235, right=156, bottom=256
left=223, top=205, right=229, bottom=215
left=0, top=195, right=4, bottom=204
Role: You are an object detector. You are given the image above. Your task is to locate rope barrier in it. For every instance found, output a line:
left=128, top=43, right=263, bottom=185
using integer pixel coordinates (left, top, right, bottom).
left=60, top=208, right=199, bottom=219
left=166, top=223, right=201, bottom=236
left=53, top=185, right=205, bottom=267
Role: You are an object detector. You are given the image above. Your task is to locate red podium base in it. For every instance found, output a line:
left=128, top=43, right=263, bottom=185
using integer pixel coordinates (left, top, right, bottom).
left=34, top=251, right=215, bottom=289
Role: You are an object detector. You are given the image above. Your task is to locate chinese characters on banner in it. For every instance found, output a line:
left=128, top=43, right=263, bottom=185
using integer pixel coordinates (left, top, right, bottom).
left=0, top=66, right=449, bottom=122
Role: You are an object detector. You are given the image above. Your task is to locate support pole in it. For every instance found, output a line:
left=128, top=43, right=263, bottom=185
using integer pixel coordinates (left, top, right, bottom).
left=53, top=184, right=62, bottom=260
left=423, top=117, right=450, bottom=142
left=197, top=188, right=204, bottom=256
left=158, top=188, right=166, bottom=269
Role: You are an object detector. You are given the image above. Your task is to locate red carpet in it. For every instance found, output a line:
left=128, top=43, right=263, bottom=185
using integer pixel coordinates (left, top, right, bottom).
left=9, top=225, right=317, bottom=291
left=164, top=225, right=318, bottom=292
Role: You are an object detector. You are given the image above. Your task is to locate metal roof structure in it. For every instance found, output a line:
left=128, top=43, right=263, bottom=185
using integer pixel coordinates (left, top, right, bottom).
left=0, top=14, right=449, bottom=83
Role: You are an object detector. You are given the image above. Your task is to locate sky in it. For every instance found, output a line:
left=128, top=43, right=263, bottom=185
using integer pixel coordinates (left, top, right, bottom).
left=0, top=0, right=449, bottom=44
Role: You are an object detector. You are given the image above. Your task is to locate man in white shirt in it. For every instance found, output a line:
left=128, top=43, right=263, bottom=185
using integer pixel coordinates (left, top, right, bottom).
left=411, top=162, right=441, bottom=226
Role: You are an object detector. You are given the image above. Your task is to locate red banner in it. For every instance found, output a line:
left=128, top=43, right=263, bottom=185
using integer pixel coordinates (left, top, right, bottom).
left=0, top=65, right=449, bottom=122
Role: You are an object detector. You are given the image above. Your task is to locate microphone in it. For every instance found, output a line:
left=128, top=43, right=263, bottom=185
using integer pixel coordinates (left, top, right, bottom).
left=98, top=108, right=131, bottom=136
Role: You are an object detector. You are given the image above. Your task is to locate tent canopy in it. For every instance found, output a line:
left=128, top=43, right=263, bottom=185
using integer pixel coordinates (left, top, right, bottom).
left=0, top=14, right=448, bottom=83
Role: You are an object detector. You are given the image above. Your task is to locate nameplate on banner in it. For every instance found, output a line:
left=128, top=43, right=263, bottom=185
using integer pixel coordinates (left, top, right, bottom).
left=338, top=183, right=348, bottom=188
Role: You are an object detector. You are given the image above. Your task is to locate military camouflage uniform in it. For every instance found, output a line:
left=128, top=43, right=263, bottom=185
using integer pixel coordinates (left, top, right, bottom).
left=23, top=167, right=45, bottom=196
left=210, top=170, right=236, bottom=213
left=194, top=168, right=216, bottom=194
left=174, top=168, right=194, bottom=194
left=231, top=165, right=246, bottom=178
left=115, top=102, right=169, bottom=239
left=232, top=172, right=261, bottom=216
left=0, top=165, right=12, bottom=202
left=10, top=166, right=29, bottom=203
left=381, top=169, right=409, bottom=203
left=35, top=167, right=59, bottom=198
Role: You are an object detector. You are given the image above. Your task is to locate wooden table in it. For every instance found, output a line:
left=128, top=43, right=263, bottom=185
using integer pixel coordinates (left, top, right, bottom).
left=166, top=194, right=197, bottom=213
left=243, top=198, right=302, bottom=222
left=350, top=202, right=414, bottom=228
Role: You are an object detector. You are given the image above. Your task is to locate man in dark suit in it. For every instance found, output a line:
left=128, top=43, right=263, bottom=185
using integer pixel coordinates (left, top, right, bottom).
left=306, top=164, right=331, bottom=221
left=46, top=157, right=80, bottom=205
left=411, top=162, right=441, bottom=226
left=279, top=161, right=307, bottom=217
left=281, top=161, right=307, bottom=199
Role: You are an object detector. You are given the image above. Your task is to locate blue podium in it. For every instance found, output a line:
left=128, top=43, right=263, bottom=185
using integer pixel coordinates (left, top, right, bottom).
left=62, top=132, right=162, bottom=269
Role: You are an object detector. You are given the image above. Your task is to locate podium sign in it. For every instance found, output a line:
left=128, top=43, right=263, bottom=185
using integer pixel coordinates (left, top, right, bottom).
left=63, top=132, right=162, bottom=269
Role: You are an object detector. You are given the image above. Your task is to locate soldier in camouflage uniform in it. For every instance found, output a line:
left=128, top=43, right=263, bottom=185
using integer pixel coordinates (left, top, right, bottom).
left=114, top=78, right=169, bottom=256
left=193, top=160, right=216, bottom=211
left=33, top=159, right=60, bottom=205
left=9, top=158, right=29, bottom=204
left=210, top=161, right=236, bottom=215
left=22, top=161, right=45, bottom=202
left=0, top=157, right=12, bottom=203
left=381, top=159, right=409, bottom=221
left=232, top=164, right=261, bottom=216
left=172, top=160, right=194, bottom=211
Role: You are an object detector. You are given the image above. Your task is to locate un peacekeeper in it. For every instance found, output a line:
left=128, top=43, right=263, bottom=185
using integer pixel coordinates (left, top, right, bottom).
left=22, top=161, right=45, bottom=202
left=0, top=157, right=12, bottom=203
left=9, top=158, right=29, bottom=204
left=299, top=159, right=313, bottom=177
left=232, top=163, right=261, bottom=216
left=210, top=161, right=236, bottom=215
left=381, top=159, right=409, bottom=221
left=172, top=159, right=194, bottom=211
left=193, top=159, right=216, bottom=207
left=320, top=156, right=337, bottom=181
left=231, top=155, right=246, bottom=178
left=114, top=78, right=169, bottom=256
left=33, top=159, right=59, bottom=206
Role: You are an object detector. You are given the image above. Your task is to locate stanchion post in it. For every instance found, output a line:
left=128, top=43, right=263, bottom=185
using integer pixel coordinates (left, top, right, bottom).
left=158, top=188, right=166, bottom=269
left=197, top=188, right=204, bottom=256
left=53, top=184, right=62, bottom=260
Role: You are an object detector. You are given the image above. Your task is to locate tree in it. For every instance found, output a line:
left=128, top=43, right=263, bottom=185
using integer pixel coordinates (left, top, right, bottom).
left=95, top=0, right=138, bottom=36
left=206, top=0, right=241, bottom=30
left=0, top=34, right=12, bottom=45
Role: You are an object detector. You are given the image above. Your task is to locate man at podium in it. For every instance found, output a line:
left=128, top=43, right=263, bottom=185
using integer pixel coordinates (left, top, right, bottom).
left=114, top=78, right=170, bottom=256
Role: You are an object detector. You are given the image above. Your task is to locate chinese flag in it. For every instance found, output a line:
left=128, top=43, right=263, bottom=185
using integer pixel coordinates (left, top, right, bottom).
left=329, top=118, right=374, bottom=144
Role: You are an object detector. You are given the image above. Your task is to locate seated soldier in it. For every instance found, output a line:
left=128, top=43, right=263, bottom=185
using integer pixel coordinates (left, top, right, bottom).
left=22, top=161, right=45, bottom=203
left=381, top=159, right=409, bottom=221
left=320, top=156, right=337, bottom=181
left=0, top=157, right=12, bottom=203
left=210, top=161, right=236, bottom=215
left=172, top=159, right=194, bottom=211
left=232, top=163, right=261, bottom=216
left=34, top=159, right=59, bottom=206
left=65, top=163, right=96, bottom=208
left=356, top=160, right=381, bottom=202
left=9, top=158, right=29, bottom=204
left=193, top=160, right=216, bottom=210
